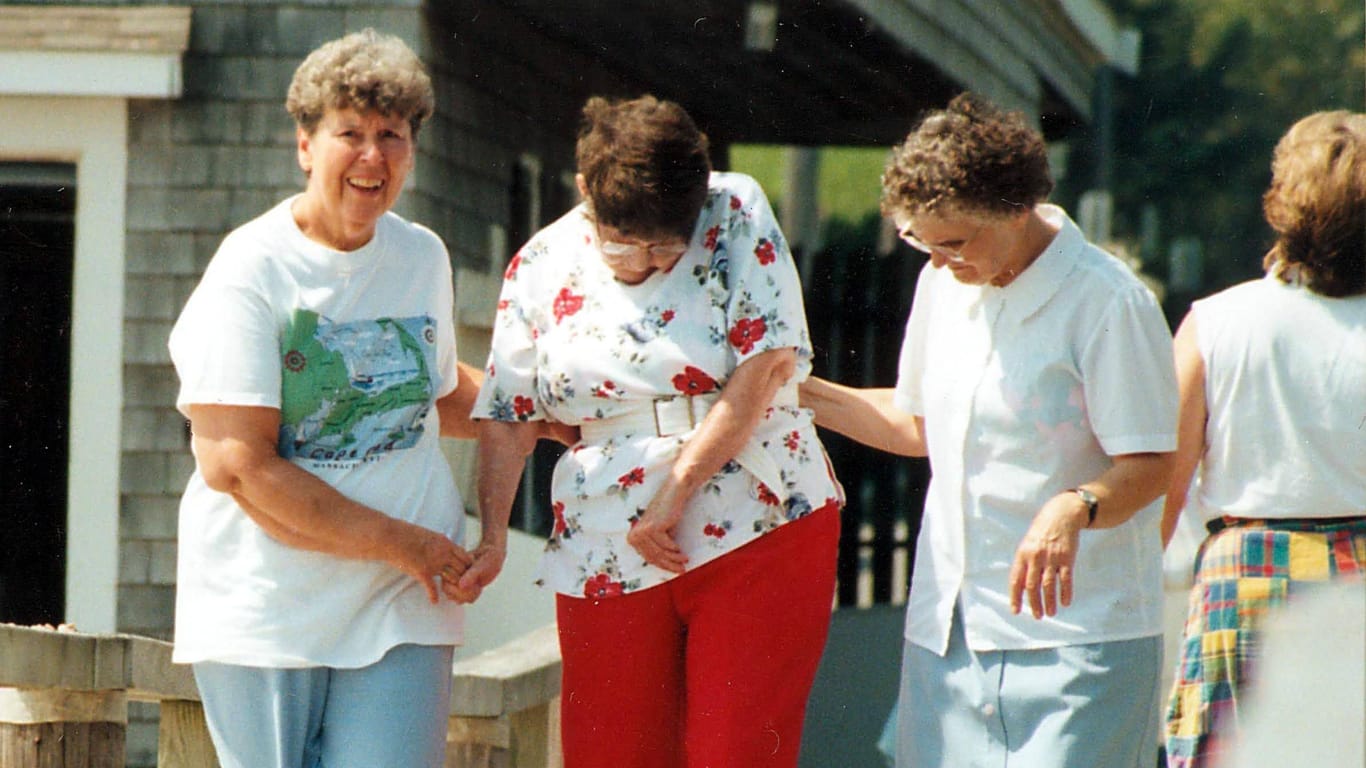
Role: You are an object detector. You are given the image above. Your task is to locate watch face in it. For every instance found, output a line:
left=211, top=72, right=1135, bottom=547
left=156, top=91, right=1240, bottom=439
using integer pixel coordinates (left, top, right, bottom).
left=1071, top=488, right=1099, bottom=525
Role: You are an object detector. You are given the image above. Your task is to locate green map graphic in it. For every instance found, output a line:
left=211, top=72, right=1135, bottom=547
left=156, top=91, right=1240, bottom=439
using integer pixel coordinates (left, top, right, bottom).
left=278, top=309, right=437, bottom=462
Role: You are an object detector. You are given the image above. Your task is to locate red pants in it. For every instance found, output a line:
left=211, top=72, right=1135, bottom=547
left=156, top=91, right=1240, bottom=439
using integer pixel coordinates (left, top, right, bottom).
left=556, top=503, right=840, bottom=768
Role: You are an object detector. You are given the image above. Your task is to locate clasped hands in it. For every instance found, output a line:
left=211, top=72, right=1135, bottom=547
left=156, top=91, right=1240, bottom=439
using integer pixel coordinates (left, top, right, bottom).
left=401, top=526, right=505, bottom=605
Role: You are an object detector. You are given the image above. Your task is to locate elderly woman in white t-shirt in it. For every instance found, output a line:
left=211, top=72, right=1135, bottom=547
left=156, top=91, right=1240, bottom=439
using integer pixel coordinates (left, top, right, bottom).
left=801, top=93, right=1177, bottom=767
left=1160, top=110, right=1366, bottom=768
left=168, top=30, right=554, bottom=768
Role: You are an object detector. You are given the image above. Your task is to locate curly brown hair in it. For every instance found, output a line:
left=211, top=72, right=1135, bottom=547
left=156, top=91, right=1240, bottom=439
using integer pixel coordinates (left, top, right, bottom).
left=1261, top=110, right=1366, bottom=297
left=880, top=92, right=1053, bottom=220
left=286, top=29, right=434, bottom=137
left=575, top=95, right=712, bottom=239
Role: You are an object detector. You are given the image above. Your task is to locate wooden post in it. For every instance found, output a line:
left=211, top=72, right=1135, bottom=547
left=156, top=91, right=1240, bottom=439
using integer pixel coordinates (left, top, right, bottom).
left=157, top=699, right=219, bottom=768
left=0, top=687, right=126, bottom=767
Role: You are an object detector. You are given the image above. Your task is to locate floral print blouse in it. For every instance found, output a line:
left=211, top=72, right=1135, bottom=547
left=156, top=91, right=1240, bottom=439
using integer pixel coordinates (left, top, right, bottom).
left=472, top=172, right=843, bottom=598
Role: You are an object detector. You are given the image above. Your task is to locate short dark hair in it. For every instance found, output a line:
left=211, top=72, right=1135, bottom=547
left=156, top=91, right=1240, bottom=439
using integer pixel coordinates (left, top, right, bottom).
left=881, top=92, right=1053, bottom=221
left=575, top=95, right=712, bottom=239
left=1262, top=110, right=1366, bottom=297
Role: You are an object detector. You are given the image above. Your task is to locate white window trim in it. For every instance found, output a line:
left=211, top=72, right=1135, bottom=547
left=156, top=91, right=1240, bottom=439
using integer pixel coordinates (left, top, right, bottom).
left=1, top=95, right=129, bottom=633
left=0, top=5, right=188, bottom=633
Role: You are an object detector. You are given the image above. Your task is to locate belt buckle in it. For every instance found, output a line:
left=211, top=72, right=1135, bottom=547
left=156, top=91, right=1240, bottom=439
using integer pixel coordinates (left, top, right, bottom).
left=651, top=396, right=697, bottom=436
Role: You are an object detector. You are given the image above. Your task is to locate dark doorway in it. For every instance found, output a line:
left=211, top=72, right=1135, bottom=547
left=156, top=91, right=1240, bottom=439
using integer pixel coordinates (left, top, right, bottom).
left=0, top=163, right=75, bottom=626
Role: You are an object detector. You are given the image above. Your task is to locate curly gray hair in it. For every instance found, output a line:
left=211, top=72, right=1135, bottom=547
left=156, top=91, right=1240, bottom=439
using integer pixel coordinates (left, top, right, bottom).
left=286, top=28, right=434, bottom=137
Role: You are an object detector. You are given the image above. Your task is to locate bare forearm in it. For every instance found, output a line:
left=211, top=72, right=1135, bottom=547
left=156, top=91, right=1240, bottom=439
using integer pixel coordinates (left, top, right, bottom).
left=1161, top=312, right=1207, bottom=548
left=222, top=452, right=410, bottom=562
left=1076, top=452, right=1176, bottom=530
left=474, top=421, right=540, bottom=547
left=660, top=350, right=794, bottom=508
left=799, top=377, right=927, bottom=457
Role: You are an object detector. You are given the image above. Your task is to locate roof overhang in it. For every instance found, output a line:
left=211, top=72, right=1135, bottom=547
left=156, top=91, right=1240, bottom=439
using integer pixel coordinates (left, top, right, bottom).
left=0, top=6, right=191, bottom=98
left=477, top=0, right=1127, bottom=146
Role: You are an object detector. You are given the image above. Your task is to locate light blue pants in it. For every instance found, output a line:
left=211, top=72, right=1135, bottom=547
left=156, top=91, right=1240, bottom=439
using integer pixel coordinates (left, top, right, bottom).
left=193, top=643, right=454, bottom=768
left=895, top=607, right=1160, bottom=768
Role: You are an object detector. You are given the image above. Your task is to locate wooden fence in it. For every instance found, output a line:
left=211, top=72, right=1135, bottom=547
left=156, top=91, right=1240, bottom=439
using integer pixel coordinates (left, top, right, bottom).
left=0, top=622, right=563, bottom=767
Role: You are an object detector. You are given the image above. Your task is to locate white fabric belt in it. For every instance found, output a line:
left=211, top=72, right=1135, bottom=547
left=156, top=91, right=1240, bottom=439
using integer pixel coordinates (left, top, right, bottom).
left=579, top=389, right=798, bottom=503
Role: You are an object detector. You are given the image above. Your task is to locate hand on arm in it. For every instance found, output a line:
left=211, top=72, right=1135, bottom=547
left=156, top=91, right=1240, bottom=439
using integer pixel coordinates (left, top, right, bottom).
left=1161, top=313, right=1207, bottom=548
left=188, top=404, right=472, bottom=604
left=1008, top=451, right=1175, bottom=619
left=626, top=348, right=797, bottom=573
left=454, top=419, right=542, bottom=602
left=797, top=377, right=927, bottom=457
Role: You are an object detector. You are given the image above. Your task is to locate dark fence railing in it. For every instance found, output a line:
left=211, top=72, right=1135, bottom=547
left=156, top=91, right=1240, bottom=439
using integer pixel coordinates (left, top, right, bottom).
left=802, top=241, right=931, bottom=607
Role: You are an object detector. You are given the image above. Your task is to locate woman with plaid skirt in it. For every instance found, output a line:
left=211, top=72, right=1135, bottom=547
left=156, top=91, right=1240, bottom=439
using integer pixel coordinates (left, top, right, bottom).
left=1161, top=110, right=1366, bottom=767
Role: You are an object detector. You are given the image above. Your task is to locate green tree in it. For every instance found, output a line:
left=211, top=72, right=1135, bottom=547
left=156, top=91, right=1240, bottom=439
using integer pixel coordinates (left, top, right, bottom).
left=1109, top=0, right=1363, bottom=304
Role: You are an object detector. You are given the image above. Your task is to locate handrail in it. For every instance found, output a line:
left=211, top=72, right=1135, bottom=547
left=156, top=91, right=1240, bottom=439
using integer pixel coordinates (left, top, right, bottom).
left=0, top=622, right=563, bottom=767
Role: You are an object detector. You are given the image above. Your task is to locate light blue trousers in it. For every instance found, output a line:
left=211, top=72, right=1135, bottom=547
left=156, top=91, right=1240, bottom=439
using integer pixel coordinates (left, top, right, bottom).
left=193, top=643, right=454, bottom=768
left=894, top=608, right=1160, bottom=768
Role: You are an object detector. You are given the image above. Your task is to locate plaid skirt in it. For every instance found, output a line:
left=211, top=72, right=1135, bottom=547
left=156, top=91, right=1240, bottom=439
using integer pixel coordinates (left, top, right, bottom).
left=1164, top=516, right=1366, bottom=768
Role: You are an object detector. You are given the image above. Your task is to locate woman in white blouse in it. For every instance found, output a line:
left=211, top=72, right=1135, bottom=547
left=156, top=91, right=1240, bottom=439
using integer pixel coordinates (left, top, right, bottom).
left=801, top=93, right=1177, bottom=767
left=464, top=95, right=843, bottom=767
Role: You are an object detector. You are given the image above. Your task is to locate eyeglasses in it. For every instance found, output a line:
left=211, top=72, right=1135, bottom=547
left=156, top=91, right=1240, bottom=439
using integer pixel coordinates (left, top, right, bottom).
left=897, top=223, right=983, bottom=262
left=595, top=224, right=690, bottom=266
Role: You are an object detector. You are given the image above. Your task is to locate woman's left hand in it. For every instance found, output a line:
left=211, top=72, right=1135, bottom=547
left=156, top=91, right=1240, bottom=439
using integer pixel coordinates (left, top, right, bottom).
left=1008, top=492, right=1088, bottom=619
left=627, top=484, right=690, bottom=573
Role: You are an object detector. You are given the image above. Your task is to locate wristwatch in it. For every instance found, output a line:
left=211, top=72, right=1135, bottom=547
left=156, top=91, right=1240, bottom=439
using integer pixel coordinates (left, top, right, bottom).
left=1068, top=487, right=1099, bottom=527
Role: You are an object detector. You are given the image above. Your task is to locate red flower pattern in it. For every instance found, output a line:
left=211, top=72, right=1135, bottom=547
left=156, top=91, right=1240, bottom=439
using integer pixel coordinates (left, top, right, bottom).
left=672, top=366, right=718, bottom=395
left=513, top=395, right=535, bottom=419
left=552, top=287, right=584, bottom=324
left=704, top=225, right=721, bottom=251
left=584, top=573, right=624, bottom=599
left=618, top=467, right=646, bottom=488
left=703, top=523, right=728, bottom=539
left=729, top=195, right=743, bottom=210
left=503, top=252, right=521, bottom=280
left=756, top=484, right=781, bottom=506
left=755, top=239, right=776, bottom=265
left=784, top=430, right=801, bottom=452
left=660, top=309, right=675, bottom=324
left=551, top=501, right=567, bottom=537
left=728, top=317, right=767, bottom=355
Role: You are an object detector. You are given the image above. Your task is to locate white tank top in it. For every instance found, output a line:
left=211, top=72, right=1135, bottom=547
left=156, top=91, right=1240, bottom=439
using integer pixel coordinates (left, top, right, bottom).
left=1192, top=275, right=1366, bottom=522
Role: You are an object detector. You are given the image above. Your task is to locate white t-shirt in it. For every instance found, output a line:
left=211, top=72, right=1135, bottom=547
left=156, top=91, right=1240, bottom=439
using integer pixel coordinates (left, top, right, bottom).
left=894, top=204, right=1177, bottom=654
left=168, top=196, right=465, bottom=668
left=1189, top=275, right=1366, bottom=522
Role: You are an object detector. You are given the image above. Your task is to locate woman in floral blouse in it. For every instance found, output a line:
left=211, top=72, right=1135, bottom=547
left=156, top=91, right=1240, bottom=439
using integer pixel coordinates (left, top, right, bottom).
left=464, top=95, right=843, bottom=767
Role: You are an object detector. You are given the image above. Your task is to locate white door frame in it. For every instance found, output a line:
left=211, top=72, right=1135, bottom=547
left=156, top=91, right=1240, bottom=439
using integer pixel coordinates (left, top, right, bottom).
left=1, top=41, right=184, bottom=632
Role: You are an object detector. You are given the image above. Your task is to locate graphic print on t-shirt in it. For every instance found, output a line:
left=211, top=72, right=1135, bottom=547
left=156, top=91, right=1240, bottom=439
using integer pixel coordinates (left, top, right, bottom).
left=278, top=308, right=437, bottom=463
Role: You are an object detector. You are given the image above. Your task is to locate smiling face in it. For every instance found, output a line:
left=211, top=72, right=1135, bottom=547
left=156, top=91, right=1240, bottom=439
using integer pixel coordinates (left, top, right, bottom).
left=293, top=107, right=414, bottom=251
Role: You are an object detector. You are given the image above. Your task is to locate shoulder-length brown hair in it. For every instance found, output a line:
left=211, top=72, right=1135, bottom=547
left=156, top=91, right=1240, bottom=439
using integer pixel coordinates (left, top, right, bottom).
left=1262, top=110, right=1366, bottom=297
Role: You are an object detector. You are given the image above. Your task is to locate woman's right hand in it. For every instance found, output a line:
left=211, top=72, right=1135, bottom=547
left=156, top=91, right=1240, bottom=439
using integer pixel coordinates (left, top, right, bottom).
left=387, top=523, right=474, bottom=604
left=451, top=538, right=508, bottom=603
left=627, top=484, right=690, bottom=574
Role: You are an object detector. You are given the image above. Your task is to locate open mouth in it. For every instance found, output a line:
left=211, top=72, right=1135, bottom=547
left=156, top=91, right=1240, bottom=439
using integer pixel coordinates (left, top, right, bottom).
left=348, top=177, right=384, bottom=191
